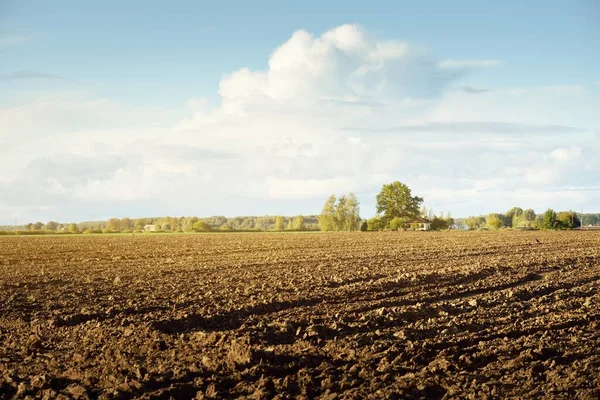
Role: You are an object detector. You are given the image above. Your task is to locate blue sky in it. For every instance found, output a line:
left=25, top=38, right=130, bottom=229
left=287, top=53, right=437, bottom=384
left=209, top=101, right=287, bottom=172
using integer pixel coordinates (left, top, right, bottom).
left=1, top=1, right=599, bottom=223
left=3, top=1, right=599, bottom=104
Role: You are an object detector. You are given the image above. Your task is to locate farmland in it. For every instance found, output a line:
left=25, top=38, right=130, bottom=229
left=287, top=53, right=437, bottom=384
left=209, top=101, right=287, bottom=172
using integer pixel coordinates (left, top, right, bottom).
left=1, top=231, right=599, bottom=399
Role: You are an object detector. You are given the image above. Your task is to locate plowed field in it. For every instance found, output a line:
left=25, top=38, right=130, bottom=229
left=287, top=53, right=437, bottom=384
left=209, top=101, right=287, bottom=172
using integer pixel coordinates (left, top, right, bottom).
left=1, top=231, right=599, bottom=399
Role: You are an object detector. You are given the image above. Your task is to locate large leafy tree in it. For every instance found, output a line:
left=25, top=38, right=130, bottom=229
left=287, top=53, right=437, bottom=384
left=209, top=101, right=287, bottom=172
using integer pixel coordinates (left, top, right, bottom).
left=513, top=209, right=536, bottom=228
left=375, top=182, right=423, bottom=223
left=45, top=221, right=59, bottom=231
left=120, top=217, right=134, bottom=231
left=68, top=223, right=80, bottom=234
left=486, top=214, right=503, bottom=230
left=292, top=216, right=305, bottom=231
left=541, top=209, right=559, bottom=230
left=193, top=221, right=212, bottom=232
left=318, top=195, right=337, bottom=231
left=367, top=217, right=385, bottom=231
left=319, top=193, right=361, bottom=231
left=343, top=193, right=361, bottom=231
left=465, top=216, right=485, bottom=230
left=106, top=218, right=120, bottom=232
left=506, top=207, right=523, bottom=227
left=557, top=211, right=580, bottom=229
left=274, top=216, right=285, bottom=231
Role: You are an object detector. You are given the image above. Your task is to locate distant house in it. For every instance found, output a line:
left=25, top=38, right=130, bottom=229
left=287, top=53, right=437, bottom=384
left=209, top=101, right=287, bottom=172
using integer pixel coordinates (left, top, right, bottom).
left=407, top=217, right=431, bottom=231
left=144, top=224, right=157, bottom=232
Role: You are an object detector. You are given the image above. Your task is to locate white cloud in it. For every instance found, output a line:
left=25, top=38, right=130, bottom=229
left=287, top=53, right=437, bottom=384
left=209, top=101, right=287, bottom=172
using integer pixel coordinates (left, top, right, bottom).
left=438, top=59, right=501, bottom=69
left=216, top=24, right=470, bottom=103
left=524, top=166, right=559, bottom=186
left=1, top=24, right=599, bottom=223
left=549, top=146, right=583, bottom=163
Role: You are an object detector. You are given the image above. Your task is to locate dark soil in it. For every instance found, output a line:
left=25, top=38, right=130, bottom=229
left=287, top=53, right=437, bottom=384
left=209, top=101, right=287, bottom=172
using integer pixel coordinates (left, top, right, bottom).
left=1, top=231, right=599, bottom=399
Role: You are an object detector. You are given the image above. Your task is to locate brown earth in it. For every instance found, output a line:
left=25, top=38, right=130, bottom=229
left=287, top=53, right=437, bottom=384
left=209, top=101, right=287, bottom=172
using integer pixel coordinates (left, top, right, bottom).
left=0, top=231, right=599, bottom=399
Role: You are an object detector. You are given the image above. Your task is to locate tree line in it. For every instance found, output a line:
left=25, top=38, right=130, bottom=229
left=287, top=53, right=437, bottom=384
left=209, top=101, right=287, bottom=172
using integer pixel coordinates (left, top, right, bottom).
left=2, top=180, right=598, bottom=235
left=318, top=181, right=596, bottom=232
left=0, top=215, right=320, bottom=235
left=459, top=207, right=585, bottom=230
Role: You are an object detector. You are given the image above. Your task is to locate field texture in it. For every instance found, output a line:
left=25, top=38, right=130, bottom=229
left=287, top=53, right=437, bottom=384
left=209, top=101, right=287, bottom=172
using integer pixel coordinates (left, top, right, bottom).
left=1, top=231, right=599, bottom=399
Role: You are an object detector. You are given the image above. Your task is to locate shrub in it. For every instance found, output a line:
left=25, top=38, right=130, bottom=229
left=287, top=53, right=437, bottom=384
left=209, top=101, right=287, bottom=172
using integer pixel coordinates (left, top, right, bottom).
left=389, top=217, right=411, bottom=231
left=192, top=221, right=212, bottom=232
left=486, top=216, right=503, bottom=230
left=367, top=217, right=385, bottom=231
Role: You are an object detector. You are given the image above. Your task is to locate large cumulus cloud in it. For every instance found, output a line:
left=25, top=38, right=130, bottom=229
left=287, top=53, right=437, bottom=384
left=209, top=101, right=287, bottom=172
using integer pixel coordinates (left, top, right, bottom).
left=1, top=24, right=599, bottom=223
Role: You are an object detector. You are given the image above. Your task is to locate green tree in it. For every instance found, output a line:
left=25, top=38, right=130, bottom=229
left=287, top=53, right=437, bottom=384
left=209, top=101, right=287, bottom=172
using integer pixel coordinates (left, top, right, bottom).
left=541, top=209, right=559, bottom=230
left=334, top=193, right=360, bottom=231
left=68, top=223, right=80, bottom=234
left=465, top=217, right=476, bottom=230
left=192, top=221, right=212, bottom=232
left=506, top=207, right=523, bottom=218
left=513, top=209, right=536, bottom=229
left=360, top=221, right=368, bottom=231
left=430, top=216, right=450, bottom=231
left=557, top=211, right=580, bottom=229
left=292, top=216, right=305, bottom=231
left=376, top=182, right=423, bottom=224
left=106, top=218, right=120, bottom=233
left=344, top=193, right=361, bottom=231
left=45, top=221, right=59, bottom=231
left=287, top=219, right=293, bottom=230
left=134, top=219, right=145, bottom=232
left=389, top=217, right=409, bottom=231
left=181, top=217, right=198, bottom=232
left=445, top=212, right=455, bottom=229
left=465, top=216, right=485, bottom=230
left=274, top=216, right=285, bottom=231
left=367, top=217, right=385, bottom=231
left=319, top=193, right=361, bottom=231
left=506, top=207, right=523, bottom=227
left=319, top=195, right=337, bottom=231
left=170, top=217, right=182, bottom=232
left=120, top=218, right=133, bottom=231
left=522, top=209, right=536, bottom=221
left=486, top=215, right=503, bottom=230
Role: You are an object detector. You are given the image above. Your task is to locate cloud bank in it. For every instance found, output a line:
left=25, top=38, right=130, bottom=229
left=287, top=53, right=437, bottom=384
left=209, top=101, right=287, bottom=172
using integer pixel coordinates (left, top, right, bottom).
left=1, top=24, right=599, bottom=223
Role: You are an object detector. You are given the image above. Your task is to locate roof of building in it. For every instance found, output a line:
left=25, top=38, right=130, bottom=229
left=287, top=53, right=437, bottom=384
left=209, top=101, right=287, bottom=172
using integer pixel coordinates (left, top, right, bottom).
left=406, top=216, right=431, bottom=223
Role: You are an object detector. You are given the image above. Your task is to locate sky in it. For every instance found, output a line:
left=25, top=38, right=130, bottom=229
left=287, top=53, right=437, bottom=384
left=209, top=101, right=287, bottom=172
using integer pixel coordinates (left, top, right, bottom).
left=1, top=0, right=599, bottom=223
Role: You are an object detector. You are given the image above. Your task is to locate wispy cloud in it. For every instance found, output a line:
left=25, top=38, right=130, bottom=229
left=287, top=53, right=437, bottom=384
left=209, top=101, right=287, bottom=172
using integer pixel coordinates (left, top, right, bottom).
left=343, top=121, right=582, bottom=135
left=439, top=59, right=501, bottom=69
left=461, top=86, right=491, bottom=94
left=0, top=35, right=29, bottom=47
left=0, top=70, right=67, bottom=80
